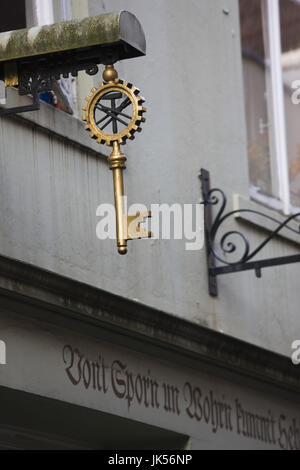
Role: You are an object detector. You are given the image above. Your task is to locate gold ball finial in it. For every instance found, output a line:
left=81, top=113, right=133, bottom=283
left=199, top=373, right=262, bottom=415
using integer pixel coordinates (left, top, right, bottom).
left=103, top=64, right=118, bottom=83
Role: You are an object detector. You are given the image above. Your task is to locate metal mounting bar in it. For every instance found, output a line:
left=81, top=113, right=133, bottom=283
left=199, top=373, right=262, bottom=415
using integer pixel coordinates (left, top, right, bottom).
left=199, top=168, right=300, bottom=297
left=0, top=93, right=40, bottom=116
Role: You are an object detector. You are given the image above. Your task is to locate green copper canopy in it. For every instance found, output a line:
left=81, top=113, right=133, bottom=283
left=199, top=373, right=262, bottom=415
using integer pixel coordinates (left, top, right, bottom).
left=0, top=11, right=146, bottom=64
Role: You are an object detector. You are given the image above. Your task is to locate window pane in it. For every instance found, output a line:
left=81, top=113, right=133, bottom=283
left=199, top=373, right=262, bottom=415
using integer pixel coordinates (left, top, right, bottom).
left=0, top=0, right=26, bottom=33
left=280, top=0, right=300, bottom=208
left=239, top=0, right=273, bottom=197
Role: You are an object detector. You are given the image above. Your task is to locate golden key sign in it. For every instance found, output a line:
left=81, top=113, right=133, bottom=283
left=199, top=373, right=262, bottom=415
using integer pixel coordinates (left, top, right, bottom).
left=83, top=64, right=152, bottom=255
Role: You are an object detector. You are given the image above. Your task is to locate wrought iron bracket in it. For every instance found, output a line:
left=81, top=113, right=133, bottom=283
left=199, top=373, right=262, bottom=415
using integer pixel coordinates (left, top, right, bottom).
left=0, top=59, right=102, bottom=116
left=200, top=168, right=300, bottom=297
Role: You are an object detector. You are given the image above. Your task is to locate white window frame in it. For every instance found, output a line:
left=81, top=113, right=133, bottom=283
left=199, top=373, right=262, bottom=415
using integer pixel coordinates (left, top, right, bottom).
left=248, top=0, right=295, bottom=215
left=34, top=0, right=54, bottom=26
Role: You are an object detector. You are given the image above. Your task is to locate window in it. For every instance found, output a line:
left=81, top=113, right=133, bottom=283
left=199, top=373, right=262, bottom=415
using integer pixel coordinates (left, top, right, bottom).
left=239, top=0, right=300, bottom=214
left=0, top=0, right=26, bottom=33
left=56, top=0, right=77, bottom=115
left=281, top=0, right=300, bottom=209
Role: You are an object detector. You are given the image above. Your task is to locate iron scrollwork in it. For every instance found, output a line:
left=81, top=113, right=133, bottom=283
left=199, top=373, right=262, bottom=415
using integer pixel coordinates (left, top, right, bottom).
left=200, top=168, right=300, bottom=296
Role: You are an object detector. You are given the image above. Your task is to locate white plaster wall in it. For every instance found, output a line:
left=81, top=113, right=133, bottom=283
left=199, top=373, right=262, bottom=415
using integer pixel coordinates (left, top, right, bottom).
left=0, top=0, right=299, bottom=356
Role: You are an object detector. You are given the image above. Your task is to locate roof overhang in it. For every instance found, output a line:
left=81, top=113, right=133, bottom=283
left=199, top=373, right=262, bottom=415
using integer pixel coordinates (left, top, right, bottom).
left=0, top=11, right=146, bottom=77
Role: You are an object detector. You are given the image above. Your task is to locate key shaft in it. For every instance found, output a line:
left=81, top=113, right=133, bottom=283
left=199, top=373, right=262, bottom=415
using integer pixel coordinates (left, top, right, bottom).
left=108, top=142, right=128, bottom=255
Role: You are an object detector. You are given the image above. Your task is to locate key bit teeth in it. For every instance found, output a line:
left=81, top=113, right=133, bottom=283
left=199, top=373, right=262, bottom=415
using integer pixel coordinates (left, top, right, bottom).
left=82, top=76, right=147, bottom=149
left=118, top=246, right=127, bottom=255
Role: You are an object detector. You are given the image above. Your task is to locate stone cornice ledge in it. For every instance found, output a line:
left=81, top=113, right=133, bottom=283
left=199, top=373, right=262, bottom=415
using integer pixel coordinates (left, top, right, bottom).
left=0, top=253, right=299, bottom=396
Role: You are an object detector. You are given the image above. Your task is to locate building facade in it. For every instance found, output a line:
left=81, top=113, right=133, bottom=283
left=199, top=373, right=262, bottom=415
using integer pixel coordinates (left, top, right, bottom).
left=0, top=0, right=299, bottom=449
